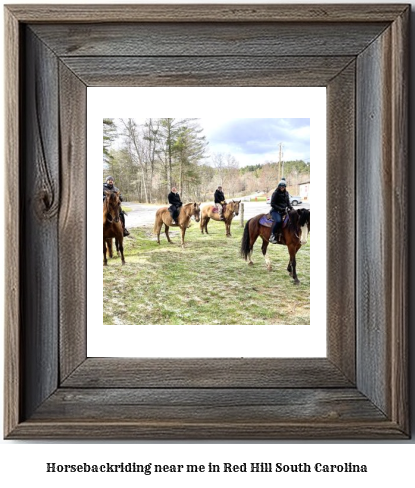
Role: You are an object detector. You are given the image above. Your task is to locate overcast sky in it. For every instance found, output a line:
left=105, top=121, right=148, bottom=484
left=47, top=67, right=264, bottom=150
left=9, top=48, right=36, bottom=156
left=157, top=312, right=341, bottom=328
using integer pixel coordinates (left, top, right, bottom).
left=200, top=118, right=310, bottom=167
left=113, top=117, right=310, bottom=168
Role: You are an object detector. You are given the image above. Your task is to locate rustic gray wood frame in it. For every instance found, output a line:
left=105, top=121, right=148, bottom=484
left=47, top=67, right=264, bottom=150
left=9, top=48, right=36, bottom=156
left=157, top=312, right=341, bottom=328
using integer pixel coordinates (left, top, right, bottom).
left=4, top=4, right=409, bottom=440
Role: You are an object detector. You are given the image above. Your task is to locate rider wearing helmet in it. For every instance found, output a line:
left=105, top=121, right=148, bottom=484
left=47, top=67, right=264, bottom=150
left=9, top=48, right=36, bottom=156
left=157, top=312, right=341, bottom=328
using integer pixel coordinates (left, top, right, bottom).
left=269, top=178, right=292, bottom=244
left=103, top=176, right=130, bottom=236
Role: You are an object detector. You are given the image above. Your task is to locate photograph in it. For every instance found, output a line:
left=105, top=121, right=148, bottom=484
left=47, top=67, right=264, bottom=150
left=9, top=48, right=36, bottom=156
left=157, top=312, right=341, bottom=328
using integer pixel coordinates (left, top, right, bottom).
left=102, top=117, right=311, bottom=326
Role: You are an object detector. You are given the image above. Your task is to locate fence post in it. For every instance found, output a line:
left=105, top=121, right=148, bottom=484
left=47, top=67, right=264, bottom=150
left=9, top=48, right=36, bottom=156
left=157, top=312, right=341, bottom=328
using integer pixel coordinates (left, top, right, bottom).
left=240, top=202, right=244, bottom=227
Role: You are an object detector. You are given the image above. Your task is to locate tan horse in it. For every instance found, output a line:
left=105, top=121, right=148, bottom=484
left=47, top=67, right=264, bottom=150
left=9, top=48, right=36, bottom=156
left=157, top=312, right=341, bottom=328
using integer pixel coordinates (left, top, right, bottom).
left=103, top=191, right=125, bottom=265
left=200, top=200, right=241, bottom=237
left=153, top=202, right=201, bottom=248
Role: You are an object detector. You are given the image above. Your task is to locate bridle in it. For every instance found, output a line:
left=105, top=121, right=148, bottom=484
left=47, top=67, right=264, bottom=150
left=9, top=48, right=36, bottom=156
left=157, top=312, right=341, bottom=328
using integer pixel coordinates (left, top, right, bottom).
left=104, top=193, right=120, bottom=224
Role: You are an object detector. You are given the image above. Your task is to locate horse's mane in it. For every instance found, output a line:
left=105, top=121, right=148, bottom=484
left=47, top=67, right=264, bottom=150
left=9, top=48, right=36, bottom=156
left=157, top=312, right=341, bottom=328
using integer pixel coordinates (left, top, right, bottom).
left=298, top=209, right=310, bottom=227
left=286, top=210, right=300, bottom=233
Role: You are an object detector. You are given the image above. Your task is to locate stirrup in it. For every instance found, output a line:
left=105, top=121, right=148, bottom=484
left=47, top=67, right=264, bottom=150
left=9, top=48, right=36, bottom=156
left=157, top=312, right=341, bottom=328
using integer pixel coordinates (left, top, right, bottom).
left=269, top=234, right=277, bottom=244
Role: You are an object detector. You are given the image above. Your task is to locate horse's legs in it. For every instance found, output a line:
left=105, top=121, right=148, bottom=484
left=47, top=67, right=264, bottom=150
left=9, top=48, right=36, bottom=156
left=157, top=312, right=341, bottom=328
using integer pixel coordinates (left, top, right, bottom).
left=261, top=238, right=272, bottom=271
left=118, top=236, right=125, bottom=265
left=164, top=224, right=173, bottom=243
left=103, top=240, right=108, bottom=266
left=180, top=226, right=186, bottom=248
left=154, top=219, right=163, bottom=244
left=200, top=216, right=209, bottom=234
left=246, top=228, right=260, bottom=266
left=288, top=245, right=299, bottom=284
left=226, top=221, right=231, bottom=237
left=106, top=238, right=113, bottom=258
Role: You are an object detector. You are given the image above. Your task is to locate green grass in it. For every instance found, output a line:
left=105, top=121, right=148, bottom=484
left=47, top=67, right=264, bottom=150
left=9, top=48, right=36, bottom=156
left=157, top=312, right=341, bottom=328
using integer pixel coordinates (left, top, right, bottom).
left=103, top=220, right=310, bottom=325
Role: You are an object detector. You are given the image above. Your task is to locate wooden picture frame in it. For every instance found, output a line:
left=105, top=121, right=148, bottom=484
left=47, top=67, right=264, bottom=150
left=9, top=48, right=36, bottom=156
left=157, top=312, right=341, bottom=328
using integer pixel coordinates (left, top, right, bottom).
left=4, top=4, right=409, bottom=439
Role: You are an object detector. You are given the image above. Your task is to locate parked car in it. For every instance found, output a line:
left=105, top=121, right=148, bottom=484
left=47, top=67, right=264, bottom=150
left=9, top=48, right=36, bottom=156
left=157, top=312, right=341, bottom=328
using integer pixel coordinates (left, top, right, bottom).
left=266, top=195, right=302, bottom=205
left=290, top=196, right=302, bottom=206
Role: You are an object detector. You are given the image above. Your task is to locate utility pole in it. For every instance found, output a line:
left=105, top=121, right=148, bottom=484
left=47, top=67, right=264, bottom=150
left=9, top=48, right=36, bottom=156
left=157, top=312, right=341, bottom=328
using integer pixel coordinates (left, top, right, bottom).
left=278, top=142, right=283, bottom=180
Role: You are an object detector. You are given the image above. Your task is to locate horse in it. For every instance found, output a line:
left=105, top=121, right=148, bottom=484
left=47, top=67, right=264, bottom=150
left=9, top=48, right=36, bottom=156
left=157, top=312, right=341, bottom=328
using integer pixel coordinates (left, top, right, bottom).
left=103, top=191, right=125, bottom=265
left=200, top=200, right=241, bottom=237
left=240, top=208, right=310, bottom=284
left=153, top=202, right=201, bottom=248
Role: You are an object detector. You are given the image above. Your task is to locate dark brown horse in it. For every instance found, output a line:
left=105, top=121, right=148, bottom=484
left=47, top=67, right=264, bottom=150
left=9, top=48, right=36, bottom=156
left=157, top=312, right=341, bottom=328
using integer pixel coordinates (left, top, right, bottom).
left=240, top=208, right=310, bottom=284
left=153, top=202, right=201, bottom=248
left=200, top=200, right=241, bottom=237
left=103, top=191, right=125, bottom=265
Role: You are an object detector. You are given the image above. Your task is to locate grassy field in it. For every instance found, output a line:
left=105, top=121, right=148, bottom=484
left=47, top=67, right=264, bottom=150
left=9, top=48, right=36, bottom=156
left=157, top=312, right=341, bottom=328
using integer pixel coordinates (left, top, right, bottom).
left=103, top=220, right=310, bottom=325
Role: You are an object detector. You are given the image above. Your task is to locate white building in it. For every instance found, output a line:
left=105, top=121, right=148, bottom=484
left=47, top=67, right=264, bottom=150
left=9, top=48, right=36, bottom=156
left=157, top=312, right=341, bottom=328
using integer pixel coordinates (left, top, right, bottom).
left=299, top=181, right=310, bottom=202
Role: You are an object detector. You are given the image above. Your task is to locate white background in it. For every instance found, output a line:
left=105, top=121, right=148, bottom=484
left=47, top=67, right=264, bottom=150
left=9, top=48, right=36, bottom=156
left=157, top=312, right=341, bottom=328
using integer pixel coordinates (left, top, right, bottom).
left=88, top=87, right=326, bottom=358
left=1, top=0, right=414, bottom=486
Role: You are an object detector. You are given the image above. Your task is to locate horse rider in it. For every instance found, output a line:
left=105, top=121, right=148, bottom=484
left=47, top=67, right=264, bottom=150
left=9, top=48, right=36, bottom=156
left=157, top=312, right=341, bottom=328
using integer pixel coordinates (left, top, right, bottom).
left=214, top=185, right=226, bottom=221
left=103, top=176, right=130, bottom=236
left=269, top=178, right=292, bottom=244
left=168, top=186, right=183, bottom=225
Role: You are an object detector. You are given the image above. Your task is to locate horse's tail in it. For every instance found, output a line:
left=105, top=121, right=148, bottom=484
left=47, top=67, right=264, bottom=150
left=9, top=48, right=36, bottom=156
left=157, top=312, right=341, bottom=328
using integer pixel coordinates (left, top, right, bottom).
left=240, top=219, right=252, bottom=260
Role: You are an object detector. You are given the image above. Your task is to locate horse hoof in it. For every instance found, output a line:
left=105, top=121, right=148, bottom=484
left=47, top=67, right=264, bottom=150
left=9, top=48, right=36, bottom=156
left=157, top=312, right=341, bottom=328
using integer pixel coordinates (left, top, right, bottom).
left=248, top=262, right=254, bottom=266
left=293, top=280, right=300, bottom=285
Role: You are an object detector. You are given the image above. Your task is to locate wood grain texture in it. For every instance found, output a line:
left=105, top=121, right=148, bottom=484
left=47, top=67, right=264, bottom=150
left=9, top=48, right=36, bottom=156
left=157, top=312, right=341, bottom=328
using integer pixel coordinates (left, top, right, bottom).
left=62, top=358, right=353, bottom=388
left=20, top=28, right=60, bottom=420
left=61, top=56, right=354, bottom=87
left=356, top=28, right=391, bottom=418
left=58, top=63, right=87, bottom=382
left=6, top=4, right=409, bottom=23
left=356, top=9, right=408, bottom=427
left=326, top=62, right=356, bottom=383
left=389, top=8, right=409, bottom=432
left=7, top=422, right=406, bottom=440
left=31, top=22, right=388, bottom=57
left=4, top=6, right=21, bottom=438
left=32, top=388, right=386, bottom=422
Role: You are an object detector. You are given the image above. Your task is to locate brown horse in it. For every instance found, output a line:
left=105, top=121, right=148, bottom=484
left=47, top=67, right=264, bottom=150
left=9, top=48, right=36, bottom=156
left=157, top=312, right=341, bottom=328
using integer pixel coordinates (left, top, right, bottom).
left=200, top=200, right=241, bottom=237
left=240, top=208, right=310, bottom=284
left=103, top=191, right=125, bottom=265
left=153, top=202, right=201, bottom=248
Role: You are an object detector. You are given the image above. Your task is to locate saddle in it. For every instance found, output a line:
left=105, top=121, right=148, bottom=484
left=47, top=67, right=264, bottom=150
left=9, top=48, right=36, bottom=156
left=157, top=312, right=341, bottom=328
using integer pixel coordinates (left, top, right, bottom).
left=259, top=213, right=289, bottom=229
left=212, top=203, right=227, bottom=214
left=168, top=205, right=181, bottom=217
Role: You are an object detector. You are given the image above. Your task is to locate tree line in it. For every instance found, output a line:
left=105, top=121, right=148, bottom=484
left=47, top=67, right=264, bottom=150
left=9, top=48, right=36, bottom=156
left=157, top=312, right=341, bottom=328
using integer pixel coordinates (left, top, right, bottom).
left=103, top=118, right=310, bottom=203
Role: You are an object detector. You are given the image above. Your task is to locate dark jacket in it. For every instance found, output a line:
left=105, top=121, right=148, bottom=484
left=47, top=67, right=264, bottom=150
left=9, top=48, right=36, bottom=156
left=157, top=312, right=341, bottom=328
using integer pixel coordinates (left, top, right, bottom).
left=168, top=191, right=182, bottom=208
left=214, top=189, right=225, bottom=204
left=103, top=183, right=123, bottom=201
left=270, top=188, right=292, bottom=213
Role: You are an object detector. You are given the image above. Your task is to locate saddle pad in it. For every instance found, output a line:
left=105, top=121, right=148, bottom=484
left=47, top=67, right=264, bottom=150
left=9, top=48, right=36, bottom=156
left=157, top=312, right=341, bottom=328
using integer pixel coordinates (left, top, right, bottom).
left=259, top=215, right=274, bottom=227
left=259, top=214, right=289, bottom=228
left=212, top=206, right=219, bottom=213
